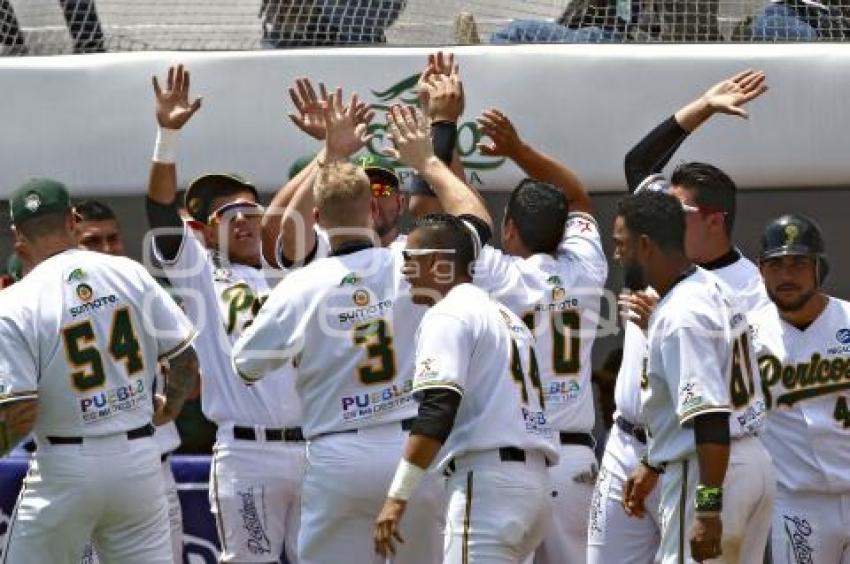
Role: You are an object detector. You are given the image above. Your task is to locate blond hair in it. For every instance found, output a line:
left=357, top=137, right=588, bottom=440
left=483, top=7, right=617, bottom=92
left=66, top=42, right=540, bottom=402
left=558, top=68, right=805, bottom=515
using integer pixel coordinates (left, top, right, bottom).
left=313, top=162, right=372, bottom=228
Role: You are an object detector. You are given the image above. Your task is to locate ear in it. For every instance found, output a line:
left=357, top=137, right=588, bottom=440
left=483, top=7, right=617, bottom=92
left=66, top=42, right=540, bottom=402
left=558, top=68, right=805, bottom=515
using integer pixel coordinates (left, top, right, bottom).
left=636, top=233, right=652, bottom=259
left=201, top=222, right=217, bottom=248
left=370, top=198, right=379, bottom=223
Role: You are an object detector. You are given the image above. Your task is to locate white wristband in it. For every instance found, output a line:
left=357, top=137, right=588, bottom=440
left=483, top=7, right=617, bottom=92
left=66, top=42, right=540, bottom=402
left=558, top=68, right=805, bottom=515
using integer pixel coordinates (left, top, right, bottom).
left=387, top=459, right=426, bottom=501
left=153, top=127, right=180, bottom=164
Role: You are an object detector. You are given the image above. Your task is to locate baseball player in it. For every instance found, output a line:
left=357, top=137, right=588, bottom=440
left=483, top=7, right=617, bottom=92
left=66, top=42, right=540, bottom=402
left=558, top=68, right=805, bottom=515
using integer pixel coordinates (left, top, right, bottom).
left=145, top=64, right=304, bottom=563
left=751, top=215, right=850, bottom=564
left=74, top=198, right=190, bottom=564
left=0, top=178, right=198, bottom=564
left=615, top=191, right=772, bottom=564
left=590, top=70, right=771, bottom=564
left=373, top=213, right=558, bottom=562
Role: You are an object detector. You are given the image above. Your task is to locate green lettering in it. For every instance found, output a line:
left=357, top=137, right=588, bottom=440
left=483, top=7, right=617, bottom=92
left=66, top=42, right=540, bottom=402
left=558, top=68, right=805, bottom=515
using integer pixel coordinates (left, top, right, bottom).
left=815, top=358, right=831, bottom=384
left=798, top=363, right=814, bottom=388
left=782, top=365, right=798, bottom=390
left=759, top=355, right=781, bottom=410
left=828, top=358, right=844, bottom=383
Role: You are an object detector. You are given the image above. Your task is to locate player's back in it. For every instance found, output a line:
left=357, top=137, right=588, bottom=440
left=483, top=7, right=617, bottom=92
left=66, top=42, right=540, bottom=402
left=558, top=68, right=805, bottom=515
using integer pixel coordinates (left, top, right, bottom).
left=0, top=249, right=180, bottom=437
left=240, top=245, right=425, bottom=438
left=415, top=283, right=559, bottom=471
left=712, top=251, right=769, bottom=313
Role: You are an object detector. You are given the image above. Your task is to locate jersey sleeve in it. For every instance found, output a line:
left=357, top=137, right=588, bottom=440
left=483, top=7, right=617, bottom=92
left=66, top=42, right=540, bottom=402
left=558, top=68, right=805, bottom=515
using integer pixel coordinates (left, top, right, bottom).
left=472, top=245, right=522, bottom=296
left=557, top=212, right=608, bottom=285
left=231, top=274, right=307, bottom=382
left=134, top=264, right=197, bottom=359
left=0, top=315, right=38, bottom=404
left=660, top=324, right=731, bottom=425
left=412, top=312, right=472, bottom=396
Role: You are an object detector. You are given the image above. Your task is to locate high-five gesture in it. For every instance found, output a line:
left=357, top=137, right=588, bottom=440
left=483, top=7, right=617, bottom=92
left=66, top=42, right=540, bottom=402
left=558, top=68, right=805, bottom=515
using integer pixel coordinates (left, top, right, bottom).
left=288, top=77, right=326, bottom=140
left=701, top=69, right=768, bottom=119
left=152, top=64, right=202, bottom=130
left=477, top=108, right=523, bottom=159
left=383, top=105, right=434, bottom=171
left=417, top=51, right=464, bottom=121
left=321, top=86, right=373, bottom=162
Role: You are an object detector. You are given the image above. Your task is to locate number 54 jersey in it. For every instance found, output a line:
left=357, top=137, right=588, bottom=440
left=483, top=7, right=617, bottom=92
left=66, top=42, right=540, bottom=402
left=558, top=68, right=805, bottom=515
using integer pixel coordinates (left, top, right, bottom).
left=0, top=249, right=196, bottom=437
left=232, top=245, right=424, bottom=439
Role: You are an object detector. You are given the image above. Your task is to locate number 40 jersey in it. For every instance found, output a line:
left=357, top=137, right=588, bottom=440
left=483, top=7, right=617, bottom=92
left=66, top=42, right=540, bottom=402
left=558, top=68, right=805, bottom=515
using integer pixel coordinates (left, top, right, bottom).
left=232, top=245, right=425, bottom=439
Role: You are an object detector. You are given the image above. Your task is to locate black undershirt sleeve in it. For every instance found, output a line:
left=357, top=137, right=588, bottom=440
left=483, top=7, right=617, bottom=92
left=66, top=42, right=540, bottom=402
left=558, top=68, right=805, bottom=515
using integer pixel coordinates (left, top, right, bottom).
left=410, top=388, right=462, bottom=443
left=145, top=196, right=185, bottom=262
left=692, top=411, right=731, bottom=445
left=624, top=115, right=690, bottom=191
left=408, top=121, right=458, bottom=196
left=278, top=238, right=319, bottom=269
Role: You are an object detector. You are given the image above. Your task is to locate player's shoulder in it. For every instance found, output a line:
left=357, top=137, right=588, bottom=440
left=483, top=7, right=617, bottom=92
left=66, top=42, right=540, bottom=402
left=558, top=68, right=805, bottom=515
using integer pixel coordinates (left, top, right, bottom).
left=427, top=284, right=488, bottom=323
left=657, top=268, right=726, bottom=326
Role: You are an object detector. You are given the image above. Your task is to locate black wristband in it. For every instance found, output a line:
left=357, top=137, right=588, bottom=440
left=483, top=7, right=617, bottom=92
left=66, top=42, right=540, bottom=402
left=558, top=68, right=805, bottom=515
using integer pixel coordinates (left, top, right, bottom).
left=640, top=453, right=665, bottom=474
left=431, top=121, right=457, bottom=165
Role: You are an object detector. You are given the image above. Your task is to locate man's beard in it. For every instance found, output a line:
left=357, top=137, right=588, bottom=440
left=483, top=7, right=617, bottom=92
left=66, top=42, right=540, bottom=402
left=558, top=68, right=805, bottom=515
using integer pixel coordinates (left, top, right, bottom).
left=623, top=260, right=646, bottom=291
left=767, top=285, right=818, bottom=313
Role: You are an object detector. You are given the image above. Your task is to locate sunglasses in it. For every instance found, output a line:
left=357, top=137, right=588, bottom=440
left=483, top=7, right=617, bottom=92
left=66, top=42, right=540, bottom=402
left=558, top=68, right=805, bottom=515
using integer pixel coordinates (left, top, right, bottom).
left=371, top=182, right=397, bottom=198
left=207, top=200, right=264, bottom=224
left=401, top=248, right=455, bottom=261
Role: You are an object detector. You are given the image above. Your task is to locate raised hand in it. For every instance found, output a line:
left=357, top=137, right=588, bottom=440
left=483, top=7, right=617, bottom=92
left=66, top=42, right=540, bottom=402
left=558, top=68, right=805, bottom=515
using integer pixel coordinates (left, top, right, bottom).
left=321, top=86, right=373, bottom=161
left=476, top=108, right=523, bottom=159
left=420, top=70, right=464, bottom=123
left=288, top=77, right=326, bottom=140
left=383, top=105, right=434, bottom=171
left=701, top=70, right=768, bottom=119
left=152, top=64, right=202, bottom=130
left=417, top=51, right=459, bottom=118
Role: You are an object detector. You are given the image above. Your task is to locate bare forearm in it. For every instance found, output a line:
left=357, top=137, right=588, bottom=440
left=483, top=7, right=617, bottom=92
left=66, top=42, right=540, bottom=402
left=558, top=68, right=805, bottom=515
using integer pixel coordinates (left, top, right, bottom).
left=163, top=346, right=199, bottom=418
left=419, top=157, right=492, bottom=230
left=511, top=143, right=591, bottom=214
left=0, top=399, right=38, bottom=457
left=403, top=433, right=443, bottom=469
left=674, top=96, right=715, bottom=134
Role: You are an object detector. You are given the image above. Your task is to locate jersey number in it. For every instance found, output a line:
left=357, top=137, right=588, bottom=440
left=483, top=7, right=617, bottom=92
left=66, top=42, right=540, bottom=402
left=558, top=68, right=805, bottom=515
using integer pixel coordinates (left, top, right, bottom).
left=730, top=331, right=757, bottom=408
left=352, top=319, right=397, bottom=385
left=834, top=397, right=850, bottom=428
left=522, top=310, right=580, bottom=376
left=62, top=307, right=143, bottom=392
left=510, top=340, right=544, bottom=408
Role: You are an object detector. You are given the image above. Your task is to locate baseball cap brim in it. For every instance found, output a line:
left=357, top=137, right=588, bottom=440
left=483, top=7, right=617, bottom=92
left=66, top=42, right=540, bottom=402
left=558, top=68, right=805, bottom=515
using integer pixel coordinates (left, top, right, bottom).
left=184, top=173, right=258, bottom=223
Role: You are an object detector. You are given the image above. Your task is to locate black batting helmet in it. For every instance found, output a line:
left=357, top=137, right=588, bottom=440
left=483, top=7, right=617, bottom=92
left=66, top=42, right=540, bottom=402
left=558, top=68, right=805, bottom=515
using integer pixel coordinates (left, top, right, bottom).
left=759, top=214, right=829, bottom=283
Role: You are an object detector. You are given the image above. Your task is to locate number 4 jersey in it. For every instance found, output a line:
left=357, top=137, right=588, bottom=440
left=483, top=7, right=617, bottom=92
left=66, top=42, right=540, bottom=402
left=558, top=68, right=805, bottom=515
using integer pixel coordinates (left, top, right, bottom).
left=751, top=297, right=850, bottom=493
left=643, top=266, right=765, bottom=465
left=232, top=245, right=425, bottom=439
left=0, top=249, right=196, bottom=437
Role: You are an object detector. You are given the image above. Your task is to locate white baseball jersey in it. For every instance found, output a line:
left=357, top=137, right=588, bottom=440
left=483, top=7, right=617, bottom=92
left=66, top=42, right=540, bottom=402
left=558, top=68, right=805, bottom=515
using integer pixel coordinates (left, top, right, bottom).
left=752, top=297, right=850, bottom=493
left=643, top=267, right=764, bottom=465
left=233, top=244, right=426, bottom=438
left=614, top=253, right=768, bottom=427
left=412, top=283, right=559, bottom=471
left=276, top=226, right=406, bottom=270
left=0, top=249, right=195, bottom=437
left=473, top=212, right=608, bottom=433
left=151, top=224, right=301, bottom=427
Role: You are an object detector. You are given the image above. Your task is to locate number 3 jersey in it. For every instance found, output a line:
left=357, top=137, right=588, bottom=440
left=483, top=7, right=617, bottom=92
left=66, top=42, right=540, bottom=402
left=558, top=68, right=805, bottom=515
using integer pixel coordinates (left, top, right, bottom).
left=751, top=297, right=850, bottom=493
left=152, top=224, right=302, bottom=428
left=473, top=212, right=608, bottom=433
left=232, top=245, right=425, bottom=439
left=412, top=283, right=559, bottom=472
left=0, top=249, right=196, bottom=437
left=643, top=266, right=765, bottom=465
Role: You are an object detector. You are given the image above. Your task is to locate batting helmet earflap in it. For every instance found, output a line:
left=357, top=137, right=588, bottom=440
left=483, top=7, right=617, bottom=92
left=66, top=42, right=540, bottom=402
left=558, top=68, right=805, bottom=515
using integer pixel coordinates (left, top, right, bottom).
left=759, top=214, right=829, bottom=284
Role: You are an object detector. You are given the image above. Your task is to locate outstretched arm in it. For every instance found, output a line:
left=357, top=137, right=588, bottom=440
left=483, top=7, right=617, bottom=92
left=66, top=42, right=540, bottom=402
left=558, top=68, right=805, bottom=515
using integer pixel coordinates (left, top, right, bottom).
left=146, top=64, right=202, bottom=260
left=153, top=345, right=200, bottom=426
left=384, top=104, right=492, bottom=232
left=0, top=399, right=37, bottom=458
left=477, top=108, right=592, bottom=215
left=624, top=70, right=768, bottom=191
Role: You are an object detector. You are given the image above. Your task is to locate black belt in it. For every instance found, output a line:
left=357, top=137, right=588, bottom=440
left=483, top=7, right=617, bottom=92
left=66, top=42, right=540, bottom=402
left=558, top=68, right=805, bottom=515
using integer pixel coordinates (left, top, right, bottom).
left=46, top=423, right=155, bottom=445
left=233, top=425, right=305, bottom=442
left=615, top=416, right=647, bottom=444
left=445, top=446, right=531, bottom=475
left=559, top=432, right=596, bottom=449
left=311, top=417, right=415, bottom=440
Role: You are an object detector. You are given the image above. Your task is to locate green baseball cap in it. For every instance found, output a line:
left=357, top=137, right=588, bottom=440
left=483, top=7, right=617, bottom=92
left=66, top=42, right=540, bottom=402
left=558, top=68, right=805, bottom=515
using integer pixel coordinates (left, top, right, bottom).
left=288, top=154, right=317, bottom=180
left=184, top=172, right=259, bottom=224
left=9, top=178, right=71, bottom=226
left=356, top=154, right=400, bottom=193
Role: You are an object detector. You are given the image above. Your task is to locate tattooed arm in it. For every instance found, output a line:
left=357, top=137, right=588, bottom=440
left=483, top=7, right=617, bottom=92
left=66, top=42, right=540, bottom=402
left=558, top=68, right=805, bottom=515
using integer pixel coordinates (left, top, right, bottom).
left=154, top=345, right=199, bottom=426
left=0, top=399, right=38, bottom=457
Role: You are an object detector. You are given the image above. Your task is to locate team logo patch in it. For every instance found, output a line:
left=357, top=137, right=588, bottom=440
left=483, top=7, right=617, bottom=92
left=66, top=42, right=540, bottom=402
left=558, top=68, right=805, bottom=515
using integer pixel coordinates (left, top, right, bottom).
left=552, top=286, right=566, bottom=302
left=784, top=224, right=800, bottom=245
left=76, top=283, right=93, bottom=302
left=837, top=329, right=850, bottom=344
left=546, top=275, right=562, bottom=286
left=352, top=289, right=370, bottom=306
left=23, top=192, right=41, bottom=212
left=340, top=272, right=362, bottom=287
left=66, top=268, right=86, bottom=283
left=416, top=357, right=440, bottom=380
